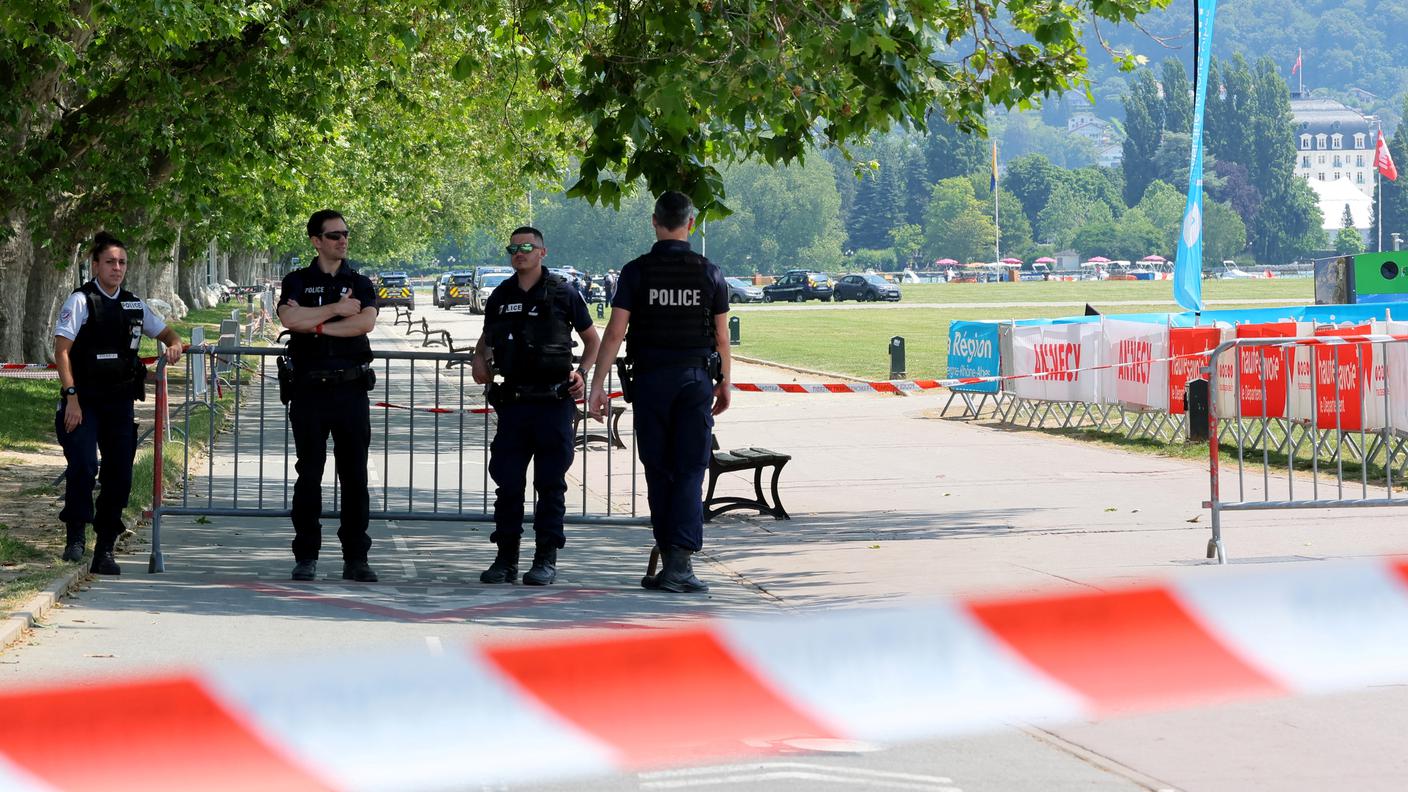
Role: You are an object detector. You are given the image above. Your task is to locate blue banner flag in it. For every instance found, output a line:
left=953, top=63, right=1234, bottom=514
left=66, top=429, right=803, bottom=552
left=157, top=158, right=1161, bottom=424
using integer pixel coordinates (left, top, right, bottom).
left=947, top=321, right=1001, bottom=393
left=1173, top=0, right=1218, bottom=313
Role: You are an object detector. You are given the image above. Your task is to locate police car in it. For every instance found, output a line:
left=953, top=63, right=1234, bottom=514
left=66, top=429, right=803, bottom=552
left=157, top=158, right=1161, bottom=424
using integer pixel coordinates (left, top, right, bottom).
left=376, top=271, right=415, bottom=308
left=469, top=271, right=512, bottom=315
left=439, top=271, right=475, bottom=310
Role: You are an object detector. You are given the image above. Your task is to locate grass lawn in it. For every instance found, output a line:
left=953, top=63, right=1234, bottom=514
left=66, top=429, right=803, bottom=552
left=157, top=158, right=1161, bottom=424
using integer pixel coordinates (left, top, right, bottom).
left=597, top=280, right=1316, bottom=381
left=0, top=378, right=59, bottom=452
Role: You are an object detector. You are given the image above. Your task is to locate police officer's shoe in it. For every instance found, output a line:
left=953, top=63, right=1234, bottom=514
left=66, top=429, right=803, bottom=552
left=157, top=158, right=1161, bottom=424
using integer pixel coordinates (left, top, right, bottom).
left=89, top=551, right=120, bottom=576
left=480, top=538, right=520, bottom=584
left=61, top=541, right=85, bottom=563
left=523, top=547, right=557, bottom=586
left=342, top=560, right=379, bottom=583
left=291, top=559, right=317, bottom=581
left=642, top=546, right=708, bottom=593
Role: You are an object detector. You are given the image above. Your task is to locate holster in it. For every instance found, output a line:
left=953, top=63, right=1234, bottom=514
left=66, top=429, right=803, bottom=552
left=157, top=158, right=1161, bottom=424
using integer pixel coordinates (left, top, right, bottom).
left=707, top=351, right=723, bottom=385
left=276, top=355, right=295, bottom=405
left=616, top=357, right=635, bottom=404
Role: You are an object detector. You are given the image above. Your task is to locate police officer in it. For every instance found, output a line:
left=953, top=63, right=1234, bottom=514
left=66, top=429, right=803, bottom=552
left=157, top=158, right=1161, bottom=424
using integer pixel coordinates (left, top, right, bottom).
left=472, top=226, right=600, bottom=585
left=53, top=232, right=184, bottom=574
left=276, top=210, right=379, bottom=583
left=588, top=191, right=731, bottom=593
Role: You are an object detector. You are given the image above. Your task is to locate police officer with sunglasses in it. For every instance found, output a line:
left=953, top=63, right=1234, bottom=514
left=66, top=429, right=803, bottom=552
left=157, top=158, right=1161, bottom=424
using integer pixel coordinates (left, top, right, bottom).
left=588, top=191, right=731, bottom=593
left=472, top=226, right=600, bottom=585
left=276, top=210, right=380, bottom=583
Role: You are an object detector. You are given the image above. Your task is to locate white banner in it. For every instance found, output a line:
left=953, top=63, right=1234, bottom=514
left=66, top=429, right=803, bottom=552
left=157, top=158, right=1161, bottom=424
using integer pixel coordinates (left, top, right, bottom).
left=1010, top=323, right=1101, bottom=403
left=1099, top=319, right=1169, bottom=411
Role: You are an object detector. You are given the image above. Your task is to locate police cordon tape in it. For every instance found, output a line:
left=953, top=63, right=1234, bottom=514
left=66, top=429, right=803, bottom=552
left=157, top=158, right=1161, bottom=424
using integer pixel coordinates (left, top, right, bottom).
left=5, top=558, right=1408, bottom=791
left=731, top=332, right=1408, bottom=394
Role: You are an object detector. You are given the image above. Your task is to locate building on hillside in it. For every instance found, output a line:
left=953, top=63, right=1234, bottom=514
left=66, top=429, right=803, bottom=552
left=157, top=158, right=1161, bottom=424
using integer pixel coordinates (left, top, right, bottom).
left=1306, top=178, right=1372, bottom=245
left=1067, top=95, right=1122, bottom=167
left=1290, top=94, right=1377, bottom=198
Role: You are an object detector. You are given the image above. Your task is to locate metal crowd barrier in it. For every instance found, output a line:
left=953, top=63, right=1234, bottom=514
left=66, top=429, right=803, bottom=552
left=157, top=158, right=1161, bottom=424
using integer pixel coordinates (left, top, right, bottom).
left=146, top=345, right=646, bottom=572
left=1205, top=336, right=1408, bottom=564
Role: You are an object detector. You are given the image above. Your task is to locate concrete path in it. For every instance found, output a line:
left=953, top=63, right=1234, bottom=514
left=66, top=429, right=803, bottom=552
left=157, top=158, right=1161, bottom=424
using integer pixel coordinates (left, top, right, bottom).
left=5, top=310, right=1408, bottom=791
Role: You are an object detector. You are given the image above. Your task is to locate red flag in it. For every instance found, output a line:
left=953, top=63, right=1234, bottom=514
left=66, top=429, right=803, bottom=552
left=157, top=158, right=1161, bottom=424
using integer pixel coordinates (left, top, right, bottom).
left=1376, top=130, right=1398, bottom=182
left=1291, top=50, right=1302, bottom=75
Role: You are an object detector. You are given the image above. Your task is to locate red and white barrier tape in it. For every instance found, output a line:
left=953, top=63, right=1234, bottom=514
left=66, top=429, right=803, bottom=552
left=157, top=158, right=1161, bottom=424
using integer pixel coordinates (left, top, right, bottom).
left=729, top=333, right=1408, bottom=394
left=4, top=559, right=1408, bottom=791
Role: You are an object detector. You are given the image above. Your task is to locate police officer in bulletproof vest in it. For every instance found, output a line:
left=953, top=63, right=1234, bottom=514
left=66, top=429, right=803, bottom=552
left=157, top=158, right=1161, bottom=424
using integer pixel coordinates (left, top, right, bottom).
left=588, top=191, right=732, bottom=593
left=472, top=226, right=600, bottom=586
left=276, top=210, right=380, bottom=583
left=53, top=232, right=184, bottom=575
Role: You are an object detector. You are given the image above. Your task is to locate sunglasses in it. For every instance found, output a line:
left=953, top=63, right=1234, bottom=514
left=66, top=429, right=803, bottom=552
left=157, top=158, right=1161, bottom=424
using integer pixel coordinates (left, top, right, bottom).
left=505, top=243, right=540, bottom=255
left=320, top=230, right=350, bottom=241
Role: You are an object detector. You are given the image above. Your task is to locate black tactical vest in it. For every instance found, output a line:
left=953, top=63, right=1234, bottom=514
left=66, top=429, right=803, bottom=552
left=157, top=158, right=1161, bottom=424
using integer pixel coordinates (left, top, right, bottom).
left=626, top=252, right=715, bottom=350
left=487, top=275, right=573, bottom=385
left=70, top=281, right=147, bottom=400
left=285, top=267, right=373, bottom=368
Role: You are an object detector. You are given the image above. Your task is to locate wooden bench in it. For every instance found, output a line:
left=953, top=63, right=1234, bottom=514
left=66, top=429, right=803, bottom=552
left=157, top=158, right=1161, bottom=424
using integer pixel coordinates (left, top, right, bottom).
left=705, top=437, right=791, bottom=521
left=572, top=403, right=627, bottom=449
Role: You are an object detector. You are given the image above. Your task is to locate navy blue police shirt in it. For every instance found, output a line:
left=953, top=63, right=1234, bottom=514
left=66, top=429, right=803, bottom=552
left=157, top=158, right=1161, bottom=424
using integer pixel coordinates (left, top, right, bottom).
left=613, top=240, right=729, bottom=366
left=277, top=258, right=378, bottom=370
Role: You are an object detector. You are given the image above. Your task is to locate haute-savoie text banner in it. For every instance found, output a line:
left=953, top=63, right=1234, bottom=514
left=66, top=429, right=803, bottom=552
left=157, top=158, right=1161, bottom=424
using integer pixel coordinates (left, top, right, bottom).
left=1168, top=326, right=1226, bottom=415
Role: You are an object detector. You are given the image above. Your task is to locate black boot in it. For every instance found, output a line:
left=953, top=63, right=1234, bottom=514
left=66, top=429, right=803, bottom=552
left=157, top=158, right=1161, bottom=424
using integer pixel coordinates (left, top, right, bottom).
left=642, top=546, right=708, bottom=593
left=62, top=524, right=85, bottom=563
left=89, top=536, right=119, bottom=575
left=523, top=545, right=558, bottom=586
left=480, top=536, right=520, bottom=583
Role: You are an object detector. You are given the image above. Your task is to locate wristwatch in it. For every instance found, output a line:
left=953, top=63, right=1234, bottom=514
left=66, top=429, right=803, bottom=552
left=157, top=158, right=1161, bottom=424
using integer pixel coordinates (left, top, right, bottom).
left=62, top=386, right=77, bottom=396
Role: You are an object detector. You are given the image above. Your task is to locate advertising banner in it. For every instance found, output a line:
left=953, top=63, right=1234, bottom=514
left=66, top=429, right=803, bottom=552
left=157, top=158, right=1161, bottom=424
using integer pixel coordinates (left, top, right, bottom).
left=1167, top=326, right=1225, bottom=415
left=1218, top=322, right=1297, bottom=419
left=1312, top=324, right=1372, bottom=431
left=1010, top=323, right=1100, bottom=403
left=1099, top=319, right=1169, bottom=410
left=947, top=321, right=1001, bottom=394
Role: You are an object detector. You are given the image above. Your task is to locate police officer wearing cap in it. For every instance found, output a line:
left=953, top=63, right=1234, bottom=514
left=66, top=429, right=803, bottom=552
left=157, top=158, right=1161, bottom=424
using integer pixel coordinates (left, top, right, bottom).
left=276, top=209, right=380, bottom=583
left=588, top=191, right=731, bottom=593
left=472, top=226, right=600, bottom=586
left=53, top=232, right=184, bottom=575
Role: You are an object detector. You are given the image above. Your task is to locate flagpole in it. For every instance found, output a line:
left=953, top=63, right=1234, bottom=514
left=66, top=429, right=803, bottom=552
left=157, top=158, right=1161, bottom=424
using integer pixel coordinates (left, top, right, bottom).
left=1379, top=119, right=1384, bottom=252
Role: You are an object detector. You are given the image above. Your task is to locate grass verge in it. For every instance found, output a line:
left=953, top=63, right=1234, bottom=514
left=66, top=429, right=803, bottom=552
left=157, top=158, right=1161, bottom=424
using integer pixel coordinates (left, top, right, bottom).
left=0, top=378, right=59, bottom=451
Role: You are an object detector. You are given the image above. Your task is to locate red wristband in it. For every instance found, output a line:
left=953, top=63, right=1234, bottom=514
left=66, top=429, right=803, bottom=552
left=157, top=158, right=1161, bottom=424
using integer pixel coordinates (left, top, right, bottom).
left=315, top=323, right=324, bottom=335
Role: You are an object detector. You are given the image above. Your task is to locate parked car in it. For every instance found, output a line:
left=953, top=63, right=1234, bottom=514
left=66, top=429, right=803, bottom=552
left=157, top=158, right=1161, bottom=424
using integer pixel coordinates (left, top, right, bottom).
left=432, top=272, right=452, bottom=307
left=376, top=271, right=414, bottom=308
left=724, top=276, right=764, bottom=303
left=440, top=271, right=475, bottom=310
left=762, top=270, right=833, bottom=302
left=833, top=273, right=901, bottom=302
left=469, top=271, right=512, bottom=314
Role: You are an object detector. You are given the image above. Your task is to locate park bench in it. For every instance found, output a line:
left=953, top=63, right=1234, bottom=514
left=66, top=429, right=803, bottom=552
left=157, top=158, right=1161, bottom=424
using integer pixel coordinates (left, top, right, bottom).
left=704, top=436, right=791, bottom=521
left=572, top=403, right=627, bottom=450
left=392, top=305, right=414, bottom=328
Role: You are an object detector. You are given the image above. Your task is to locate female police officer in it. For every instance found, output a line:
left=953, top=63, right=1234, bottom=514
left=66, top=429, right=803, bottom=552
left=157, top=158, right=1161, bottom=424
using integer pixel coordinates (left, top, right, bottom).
left=54, top=232, right=184, bottom=574
left=588, top=192, right=731, bottom=593
left=472, top=226, right=600, bottom=586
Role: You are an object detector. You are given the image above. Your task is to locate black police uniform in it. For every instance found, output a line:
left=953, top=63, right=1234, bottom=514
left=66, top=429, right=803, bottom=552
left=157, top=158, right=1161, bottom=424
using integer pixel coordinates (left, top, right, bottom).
left=614, top=240, right=729, bottom=555
left=277, top=260, right=377, bottom=565
left=56, top=282, right=148, bottom=564
left=483, top=272, right=592, bottom=555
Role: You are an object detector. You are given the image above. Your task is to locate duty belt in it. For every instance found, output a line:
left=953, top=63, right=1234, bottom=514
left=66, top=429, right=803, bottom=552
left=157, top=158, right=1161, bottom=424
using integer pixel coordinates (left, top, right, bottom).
left=633, top=355, right=712, bottom=371
left=299, top=365, right=368, bottom=386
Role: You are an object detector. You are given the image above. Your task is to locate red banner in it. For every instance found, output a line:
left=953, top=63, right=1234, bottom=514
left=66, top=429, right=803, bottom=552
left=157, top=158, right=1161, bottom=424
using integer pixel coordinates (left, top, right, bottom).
left=1313, top=325, right=1370, bottom=430
left=1168, top=327, right=1223, bottom=415
left=1235, top=323, right=1296, bottom=418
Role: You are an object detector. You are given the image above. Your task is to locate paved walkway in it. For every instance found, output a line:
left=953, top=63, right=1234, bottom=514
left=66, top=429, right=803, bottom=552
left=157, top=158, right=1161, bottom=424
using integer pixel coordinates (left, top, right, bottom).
left=5, top=319, right=1408, bottom=791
